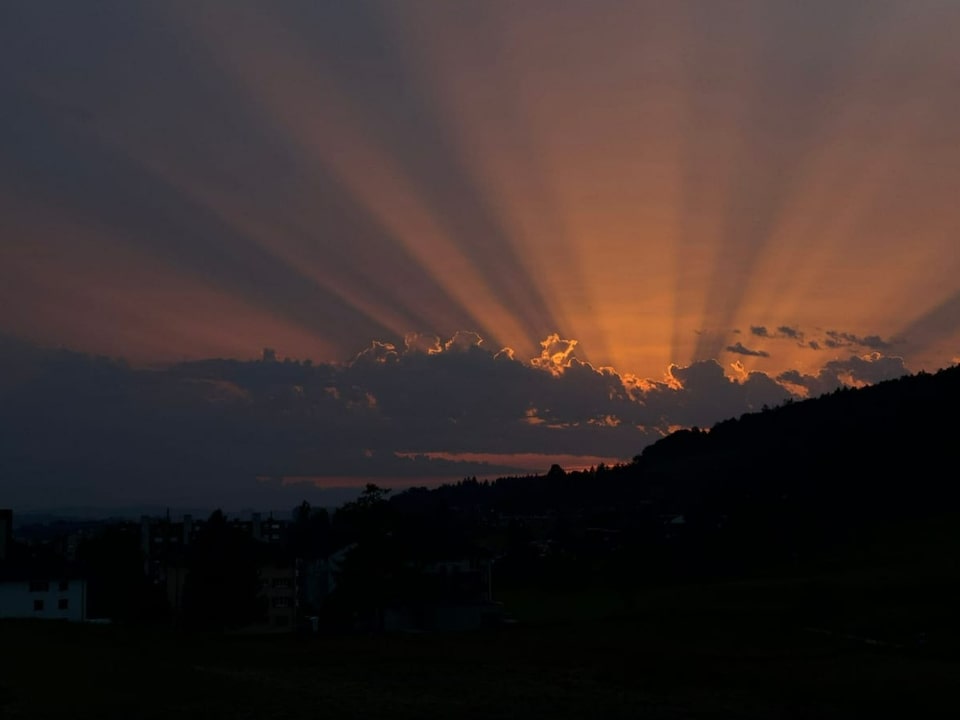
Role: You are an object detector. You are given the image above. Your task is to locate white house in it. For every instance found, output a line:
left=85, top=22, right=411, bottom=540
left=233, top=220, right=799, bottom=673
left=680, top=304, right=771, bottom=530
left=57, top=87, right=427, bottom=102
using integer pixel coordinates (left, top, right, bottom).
left=0, top=576, right=87, bottom=622
left=0, top=508, right=88, bottom=622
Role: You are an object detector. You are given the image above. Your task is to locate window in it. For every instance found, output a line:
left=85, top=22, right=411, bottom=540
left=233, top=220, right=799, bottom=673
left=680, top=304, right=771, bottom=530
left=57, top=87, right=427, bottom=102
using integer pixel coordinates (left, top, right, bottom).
left=28, top=581, right=49, bottom=593
left=58, top=580, right=69, bottom=592
left=33, top=599, right=44, bottom=612
left=272, top=596, right=292, bottom=608
left=58, top=598, right=69, bottom=610
left=274, top=614, right=289, bottom=627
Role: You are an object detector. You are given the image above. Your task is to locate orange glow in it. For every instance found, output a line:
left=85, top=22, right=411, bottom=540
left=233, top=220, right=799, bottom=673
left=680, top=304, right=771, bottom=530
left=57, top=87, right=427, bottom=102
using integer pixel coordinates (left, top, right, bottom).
left=5, top=2, right=959, bottom=380
left=372, top=2, right=960, bottom=378
left=183, top=6, right=542, bottom=358
left=259, top=475, right=460, bottom=491
left=395, top=452, right=628, bottom=475
left=0, top=200, right=338, bottom=363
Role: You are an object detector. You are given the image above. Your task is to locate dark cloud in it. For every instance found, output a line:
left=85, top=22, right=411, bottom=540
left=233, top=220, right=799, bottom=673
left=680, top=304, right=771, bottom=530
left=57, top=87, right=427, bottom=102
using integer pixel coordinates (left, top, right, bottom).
left=725, top=342, right=770, bottom=358
left=644, top=359, right=793, bottom=429
left=0, top=333, right=922, bottom=509
left=403, top=333, right=443, bottom=355
left=741, top=369, right=795, bottom=412
left=776, top=352, right=909, bottom=396
left=749, top=324, right=803, bottom=342
left=746, top=325, right=895, bottom=352
left=824, top=331, right=892, bottom=351
left=352, top=340, right=401, bottom=365
left=777, top=326, right=802, bottom=340
left=444, top=331, right=485, bottom=352
left=775, top=369, right=806, bottom=387
left=828, top=352, right=908, bottom=384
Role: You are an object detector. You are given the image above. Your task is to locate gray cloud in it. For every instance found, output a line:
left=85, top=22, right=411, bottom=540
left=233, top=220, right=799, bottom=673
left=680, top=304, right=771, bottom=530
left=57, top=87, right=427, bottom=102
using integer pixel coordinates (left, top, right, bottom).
left=824, top=331, right=892, bottom=351
left=639, top=359, right=792, bottom=429
left=750, top=325, right=803, bottom=342
left=827, top=352, right=908, bottom=384
left=725, top=342, right=770, bottom=357
left=0, top=333, right=919, bottom=509
left=777, top=352, right=909, bottom=396
left=747, top=325, right=894, bottom=352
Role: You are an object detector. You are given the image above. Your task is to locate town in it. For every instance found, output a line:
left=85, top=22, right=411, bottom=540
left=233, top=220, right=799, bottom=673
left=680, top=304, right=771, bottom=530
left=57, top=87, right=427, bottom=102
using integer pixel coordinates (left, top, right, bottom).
left=0, top=489, right=502, bottom=633
left=3, top=366, right=960, bottom=716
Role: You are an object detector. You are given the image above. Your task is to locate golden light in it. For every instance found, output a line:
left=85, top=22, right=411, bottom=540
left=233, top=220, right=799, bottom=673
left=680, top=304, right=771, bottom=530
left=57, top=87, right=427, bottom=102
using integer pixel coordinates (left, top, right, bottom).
left=11, top=2, right=958, bottom=379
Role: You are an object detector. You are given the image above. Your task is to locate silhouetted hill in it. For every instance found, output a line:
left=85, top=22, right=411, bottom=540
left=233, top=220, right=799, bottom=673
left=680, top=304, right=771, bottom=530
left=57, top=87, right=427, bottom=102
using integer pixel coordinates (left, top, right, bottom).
left=625, top=364, right=960, bottom=571
left=394, top=364, right=960, bottom=576
left=638, top=364, right=958, bottom=508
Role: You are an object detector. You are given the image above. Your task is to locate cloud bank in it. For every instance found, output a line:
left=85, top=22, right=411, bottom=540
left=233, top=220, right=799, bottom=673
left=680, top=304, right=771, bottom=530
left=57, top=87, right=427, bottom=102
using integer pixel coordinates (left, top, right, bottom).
left=0, top=330, right=922, bottom=509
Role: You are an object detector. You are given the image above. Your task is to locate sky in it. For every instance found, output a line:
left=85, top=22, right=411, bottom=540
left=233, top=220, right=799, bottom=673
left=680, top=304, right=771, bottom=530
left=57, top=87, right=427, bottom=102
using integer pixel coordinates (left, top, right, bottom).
left=2, top=1, right=959, bottom=510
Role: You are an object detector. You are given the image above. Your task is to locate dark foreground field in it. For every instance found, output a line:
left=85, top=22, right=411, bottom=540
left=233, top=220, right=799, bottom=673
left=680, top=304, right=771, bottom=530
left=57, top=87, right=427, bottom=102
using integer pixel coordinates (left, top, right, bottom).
left=3, top=570, right=959, bottom=719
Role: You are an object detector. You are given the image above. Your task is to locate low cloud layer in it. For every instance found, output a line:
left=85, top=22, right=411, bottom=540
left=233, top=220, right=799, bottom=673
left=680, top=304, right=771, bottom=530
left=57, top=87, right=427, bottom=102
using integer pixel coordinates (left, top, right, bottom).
left=750, top=325, right=803, bottom=341
left=742, top=324, right=899, bottom=357
left=777, top=352, right=910, bottom=396
left=0, top=330, right=926, bottom=510
left=823, top=331, right=892, bottom=351
left=736, top=325, right=905, bottom=362
left=725, top=342, right=770, bottom=358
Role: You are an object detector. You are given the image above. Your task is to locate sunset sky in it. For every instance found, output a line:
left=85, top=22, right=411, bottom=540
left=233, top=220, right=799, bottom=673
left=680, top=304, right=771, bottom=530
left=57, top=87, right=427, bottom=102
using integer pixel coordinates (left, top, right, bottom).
left=2, top=1, right=959, bottom=510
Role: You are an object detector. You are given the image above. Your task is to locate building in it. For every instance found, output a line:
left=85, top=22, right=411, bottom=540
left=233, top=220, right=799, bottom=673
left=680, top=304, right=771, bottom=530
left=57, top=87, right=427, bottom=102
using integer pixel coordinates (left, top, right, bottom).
left=139, top=512, right=291, bottom=578
left=139, top=511, right=298, bottom=631
left=162, top=559, right=297, bottom=633
left=0, top=574, right=87, bottom=622
left=298, top=543, right=355, bottom=615
left=382, top=557, right=501, bottom=633
left=0, top=509, right=88, bottom=622
left=258, top=562, right=297, bottom=632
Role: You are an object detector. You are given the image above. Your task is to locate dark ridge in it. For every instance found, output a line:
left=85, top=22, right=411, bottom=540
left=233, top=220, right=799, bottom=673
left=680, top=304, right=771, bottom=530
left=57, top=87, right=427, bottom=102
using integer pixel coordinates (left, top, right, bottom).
left=391, top=364, right=960, bottom=576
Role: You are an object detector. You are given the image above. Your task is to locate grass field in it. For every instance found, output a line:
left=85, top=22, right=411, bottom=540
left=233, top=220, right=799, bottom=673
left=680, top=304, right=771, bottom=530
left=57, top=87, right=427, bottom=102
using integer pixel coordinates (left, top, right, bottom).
left=2, top=571, right=959, bottom=719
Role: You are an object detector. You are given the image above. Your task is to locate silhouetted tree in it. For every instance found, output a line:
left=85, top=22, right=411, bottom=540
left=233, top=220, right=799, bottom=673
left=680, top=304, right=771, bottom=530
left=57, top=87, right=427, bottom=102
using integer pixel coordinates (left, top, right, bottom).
left=327, top=485, right=403, bottom=629
left=181, top=510, right=266, bottom=631
left=289, top=500, right=331, bottom=559
left=78, top=527, right=165, bottom=623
